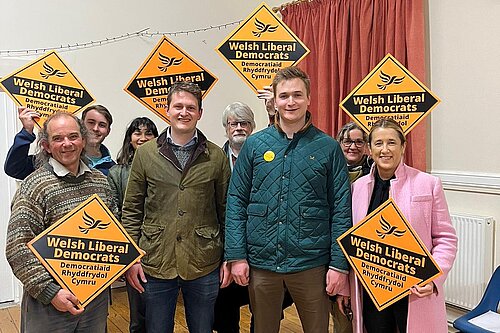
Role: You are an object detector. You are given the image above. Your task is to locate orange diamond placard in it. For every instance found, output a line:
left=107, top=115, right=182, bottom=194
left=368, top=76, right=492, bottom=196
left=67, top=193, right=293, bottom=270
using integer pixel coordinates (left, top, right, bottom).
left=0, top=51, right=95, bottom=127
left=337, top=199, right=442, bottom=311
left=124, top=36, right=218, bottom=123
left=340, top=54, right=440, bottom=135
left=216, top=2, right=309, bottom=93
left=27, top=194, right=143, bottom=309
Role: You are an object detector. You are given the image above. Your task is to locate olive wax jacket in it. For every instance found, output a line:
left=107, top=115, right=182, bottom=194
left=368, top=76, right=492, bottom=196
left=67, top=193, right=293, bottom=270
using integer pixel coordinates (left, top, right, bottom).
left=121, top=129, right=231, bottom=280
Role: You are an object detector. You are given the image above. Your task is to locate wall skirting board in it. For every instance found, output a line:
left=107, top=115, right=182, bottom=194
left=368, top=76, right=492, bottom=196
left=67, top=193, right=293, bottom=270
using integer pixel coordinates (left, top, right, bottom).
left=432, top=171, right=500, bottom=195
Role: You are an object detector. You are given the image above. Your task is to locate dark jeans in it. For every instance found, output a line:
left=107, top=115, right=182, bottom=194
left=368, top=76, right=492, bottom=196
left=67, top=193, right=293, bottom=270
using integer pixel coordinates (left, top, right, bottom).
left=126, top=280, right=146, bottom=333
left=213, top=282, right=294, bottom=333
left=142, top=269, right=219, bottom=333
left=363, top=289, right=408, bottom=333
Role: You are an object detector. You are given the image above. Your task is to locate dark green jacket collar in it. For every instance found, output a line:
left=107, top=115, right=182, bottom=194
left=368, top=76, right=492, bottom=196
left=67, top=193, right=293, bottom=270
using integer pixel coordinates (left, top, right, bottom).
left=157, top=128, right=209, bottom=173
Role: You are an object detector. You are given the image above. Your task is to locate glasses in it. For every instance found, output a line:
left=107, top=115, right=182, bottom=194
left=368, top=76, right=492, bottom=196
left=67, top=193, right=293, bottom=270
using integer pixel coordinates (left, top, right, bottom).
left=341, top=138, right=365, bottom=148
left=228, top=121, right=251, bottom=129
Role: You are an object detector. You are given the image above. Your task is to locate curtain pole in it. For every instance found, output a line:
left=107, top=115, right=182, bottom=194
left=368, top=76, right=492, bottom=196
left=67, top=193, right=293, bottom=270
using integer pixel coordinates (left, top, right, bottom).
left=272, top=0, right=313, bottom=13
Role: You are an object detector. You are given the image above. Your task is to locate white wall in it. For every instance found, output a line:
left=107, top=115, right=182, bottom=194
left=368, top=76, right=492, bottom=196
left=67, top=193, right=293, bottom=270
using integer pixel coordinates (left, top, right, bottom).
left=428, top=0, right=500, bottom=267
left=0, top=94, right=22, bottom=304
left=0, top=0, right=284, bottom=153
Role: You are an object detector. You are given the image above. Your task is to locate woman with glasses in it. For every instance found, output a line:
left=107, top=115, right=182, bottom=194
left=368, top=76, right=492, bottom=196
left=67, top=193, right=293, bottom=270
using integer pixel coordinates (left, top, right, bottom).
left=329, top=122, right=372, bottom=333
left=350, top=118, right=457, bottom=333
left=337, top=122, right=372, bottom=183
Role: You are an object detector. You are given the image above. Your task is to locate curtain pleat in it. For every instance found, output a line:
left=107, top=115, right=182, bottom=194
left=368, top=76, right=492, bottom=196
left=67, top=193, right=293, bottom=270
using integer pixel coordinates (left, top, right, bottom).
left=282, top=0, right=426, bottom=170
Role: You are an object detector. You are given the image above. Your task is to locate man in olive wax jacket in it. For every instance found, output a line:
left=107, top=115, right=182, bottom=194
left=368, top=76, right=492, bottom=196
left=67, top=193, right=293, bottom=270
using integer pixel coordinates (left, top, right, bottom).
left=122, top=82, right=231, bottom=333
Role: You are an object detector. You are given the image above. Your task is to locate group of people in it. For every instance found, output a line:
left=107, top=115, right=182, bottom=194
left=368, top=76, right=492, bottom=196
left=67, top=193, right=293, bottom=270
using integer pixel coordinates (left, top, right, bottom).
left=4, top=66, right=457, bottom=333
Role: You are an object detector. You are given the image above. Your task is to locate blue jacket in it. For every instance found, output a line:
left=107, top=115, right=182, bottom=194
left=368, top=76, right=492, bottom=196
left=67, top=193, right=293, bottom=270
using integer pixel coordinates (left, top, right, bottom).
left=4, top=129, right=36, bottom=180
left=86, top=145, right=116, bottom=176
left=225, top=119, right=352, bottom=273
left=4, top=128, right=115, bottom=179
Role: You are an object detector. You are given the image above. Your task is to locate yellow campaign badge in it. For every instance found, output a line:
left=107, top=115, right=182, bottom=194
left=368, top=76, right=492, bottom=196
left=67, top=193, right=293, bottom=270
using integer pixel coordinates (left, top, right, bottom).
left=0, top=51, right=95, bottom=127
left=124, top=36, right=218, bottom=124
left=337, top=198, right=442, bottom=311
left=27, top=194, right=143, bottom=309
left=216, top=2, right=309, bottom=93
left=263, top=150, right=275, bottom=162
left=340, top=54, right=440, bottom=135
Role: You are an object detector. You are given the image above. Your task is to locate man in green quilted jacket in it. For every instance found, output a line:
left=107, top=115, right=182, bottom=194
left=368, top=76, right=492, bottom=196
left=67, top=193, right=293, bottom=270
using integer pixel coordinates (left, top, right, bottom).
left=225, top=67, right=352, bottom=333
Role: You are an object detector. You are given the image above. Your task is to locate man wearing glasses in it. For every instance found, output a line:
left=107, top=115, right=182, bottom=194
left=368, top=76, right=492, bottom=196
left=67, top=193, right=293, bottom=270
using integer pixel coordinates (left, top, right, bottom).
left=214, top=102, right=255, bottom=333
left=220, top=102, right=256, bottom=172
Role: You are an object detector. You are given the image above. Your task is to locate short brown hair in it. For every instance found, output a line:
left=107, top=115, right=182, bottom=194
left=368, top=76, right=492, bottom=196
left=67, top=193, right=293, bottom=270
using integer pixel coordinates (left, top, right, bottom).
left=368, top=118, right=406, bottom=145
left=272, top=66, right=310, bottom=98
left=81, top=104, right=113, bottom=128
left=167, top=82, right=202, bottom=110
left=336, top=122, right=368, bottom=142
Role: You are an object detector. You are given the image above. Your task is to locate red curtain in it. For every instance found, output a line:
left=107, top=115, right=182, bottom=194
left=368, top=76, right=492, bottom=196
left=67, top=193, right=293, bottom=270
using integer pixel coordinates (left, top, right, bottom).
left=281, top=0, right=426, bottom=170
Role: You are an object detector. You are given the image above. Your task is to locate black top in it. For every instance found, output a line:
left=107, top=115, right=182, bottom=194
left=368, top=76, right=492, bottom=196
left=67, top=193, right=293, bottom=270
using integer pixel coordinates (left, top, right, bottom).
left=367, top=168, right=395, bottom=214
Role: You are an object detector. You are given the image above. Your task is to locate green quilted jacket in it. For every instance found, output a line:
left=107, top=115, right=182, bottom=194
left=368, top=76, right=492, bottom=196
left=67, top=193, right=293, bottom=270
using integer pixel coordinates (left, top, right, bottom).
left=225, top=120, right=352, bottom=273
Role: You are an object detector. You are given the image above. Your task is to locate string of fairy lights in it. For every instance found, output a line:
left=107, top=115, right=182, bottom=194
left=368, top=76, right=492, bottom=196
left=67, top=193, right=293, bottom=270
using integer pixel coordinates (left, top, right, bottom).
left=0, top=21, right=243, bottom=57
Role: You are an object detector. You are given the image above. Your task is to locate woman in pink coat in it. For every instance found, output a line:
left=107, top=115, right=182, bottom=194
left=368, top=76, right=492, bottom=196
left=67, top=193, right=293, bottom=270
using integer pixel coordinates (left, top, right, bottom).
left=350, top=119, right=457, bottom=333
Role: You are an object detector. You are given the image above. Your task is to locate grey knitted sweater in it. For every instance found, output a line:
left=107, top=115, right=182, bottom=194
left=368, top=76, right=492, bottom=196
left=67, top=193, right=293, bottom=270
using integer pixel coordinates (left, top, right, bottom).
left=5, top=163, right=116, bottom=304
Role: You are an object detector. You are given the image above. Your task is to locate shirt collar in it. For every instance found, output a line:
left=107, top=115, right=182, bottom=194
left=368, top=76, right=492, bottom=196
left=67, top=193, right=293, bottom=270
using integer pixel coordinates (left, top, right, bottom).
left=49, top=157, right=91, bottom=177
left=228, top=145, right=238, bottom=171
left=166, top=127, right=198, bottom=147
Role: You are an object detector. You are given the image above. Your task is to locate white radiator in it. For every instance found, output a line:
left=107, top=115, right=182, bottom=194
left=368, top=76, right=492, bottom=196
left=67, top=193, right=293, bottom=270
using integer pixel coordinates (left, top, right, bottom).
left=444, top=214, right=495, bottom=310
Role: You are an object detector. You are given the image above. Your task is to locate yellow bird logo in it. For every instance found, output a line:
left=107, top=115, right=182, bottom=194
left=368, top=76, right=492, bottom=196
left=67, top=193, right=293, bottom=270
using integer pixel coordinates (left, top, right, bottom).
left=157, top=53, right=183, bottom=72
left=78, top=211, right=110, bottom=235
left=40, top=62, right=67, bottom=79
left=376, top=215, right=406, bottom=239
left=252, top=18, right=278, bottom=37
left=377, top=71, right=405, bottom=90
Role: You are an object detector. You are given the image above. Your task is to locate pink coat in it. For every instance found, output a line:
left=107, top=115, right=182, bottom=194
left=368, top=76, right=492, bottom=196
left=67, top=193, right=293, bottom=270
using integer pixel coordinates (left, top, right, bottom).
left=350, top=162, right=457, bottom=333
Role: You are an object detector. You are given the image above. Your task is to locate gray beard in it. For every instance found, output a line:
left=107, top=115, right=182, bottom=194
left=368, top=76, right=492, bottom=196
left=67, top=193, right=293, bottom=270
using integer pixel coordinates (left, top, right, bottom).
left=229, top=135, right=246, bottom=149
